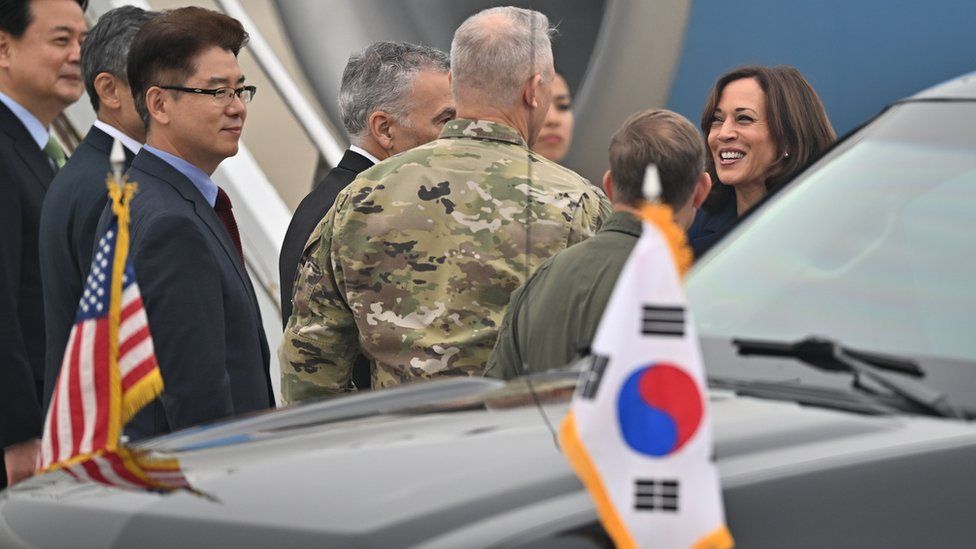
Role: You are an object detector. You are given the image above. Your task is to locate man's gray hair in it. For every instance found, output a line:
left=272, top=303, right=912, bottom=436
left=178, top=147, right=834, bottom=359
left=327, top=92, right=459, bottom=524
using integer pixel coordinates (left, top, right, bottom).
left=81, top=5, right=159, bottom=113
left=339, top=41, right=450, bottom=141
left=450, top=6, right=555, bottom=108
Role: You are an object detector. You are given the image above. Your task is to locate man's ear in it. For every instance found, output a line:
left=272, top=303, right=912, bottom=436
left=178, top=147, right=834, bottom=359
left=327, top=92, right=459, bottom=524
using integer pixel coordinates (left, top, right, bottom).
left=522, top=73, right=543, bottom=109
left=602, top=170, right=614, bottom=201
left=0, top=31, right=13, bottom=69
left=145, top=87, right=169, bottom=125
left=692, top=172, right=712, bottom=208
left=93, top=72, right=122, bottom=111
left=368, top=110, right=395, bottom=152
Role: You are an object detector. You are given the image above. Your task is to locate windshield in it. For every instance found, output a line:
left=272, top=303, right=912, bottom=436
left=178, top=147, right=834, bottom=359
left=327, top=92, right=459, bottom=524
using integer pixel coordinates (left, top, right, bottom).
left=687, top=101, right=976, bottom=408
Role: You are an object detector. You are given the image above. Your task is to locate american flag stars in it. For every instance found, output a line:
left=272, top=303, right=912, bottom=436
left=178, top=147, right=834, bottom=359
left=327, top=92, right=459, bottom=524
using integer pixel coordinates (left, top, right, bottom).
left=80, top=231, right=114, bottom=318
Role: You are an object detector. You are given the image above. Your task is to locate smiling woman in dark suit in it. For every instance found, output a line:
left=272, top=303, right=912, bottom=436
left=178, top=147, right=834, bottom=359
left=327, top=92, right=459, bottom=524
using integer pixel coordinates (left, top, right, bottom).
left=687, top=65, right=835, bottom=257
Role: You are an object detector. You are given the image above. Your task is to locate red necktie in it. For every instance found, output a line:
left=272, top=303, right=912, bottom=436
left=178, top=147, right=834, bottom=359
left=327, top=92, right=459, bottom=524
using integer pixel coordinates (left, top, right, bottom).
left=215, top=187, right=245, bottom=265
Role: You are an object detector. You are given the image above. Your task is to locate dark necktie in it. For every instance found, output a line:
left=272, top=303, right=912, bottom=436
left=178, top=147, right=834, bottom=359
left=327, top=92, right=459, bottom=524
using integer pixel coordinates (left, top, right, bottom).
left=214, top=187, right=245, bottom=265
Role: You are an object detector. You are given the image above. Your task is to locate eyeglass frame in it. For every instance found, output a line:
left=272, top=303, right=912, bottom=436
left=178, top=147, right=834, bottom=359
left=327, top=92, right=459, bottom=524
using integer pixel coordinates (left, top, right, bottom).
left=156, top=84, right=257, bottom=105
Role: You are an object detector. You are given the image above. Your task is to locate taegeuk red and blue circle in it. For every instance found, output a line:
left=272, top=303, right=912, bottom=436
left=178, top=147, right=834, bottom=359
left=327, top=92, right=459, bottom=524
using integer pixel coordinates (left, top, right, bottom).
left=617, top=362, right=703, bottom=457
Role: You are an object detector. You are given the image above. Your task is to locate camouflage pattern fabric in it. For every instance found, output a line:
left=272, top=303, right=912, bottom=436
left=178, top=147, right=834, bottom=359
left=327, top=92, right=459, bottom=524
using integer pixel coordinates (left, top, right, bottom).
left=280, top=119, right=611, bottom=403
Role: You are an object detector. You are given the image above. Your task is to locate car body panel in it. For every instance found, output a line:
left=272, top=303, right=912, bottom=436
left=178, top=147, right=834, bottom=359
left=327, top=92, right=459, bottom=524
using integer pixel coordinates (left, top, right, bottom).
left=4, top=377, right=976, bottom=548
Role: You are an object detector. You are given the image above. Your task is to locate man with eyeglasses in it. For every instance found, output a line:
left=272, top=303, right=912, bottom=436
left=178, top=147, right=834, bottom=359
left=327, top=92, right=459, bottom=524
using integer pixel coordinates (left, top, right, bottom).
left=93, top=6, right=274, bottom=440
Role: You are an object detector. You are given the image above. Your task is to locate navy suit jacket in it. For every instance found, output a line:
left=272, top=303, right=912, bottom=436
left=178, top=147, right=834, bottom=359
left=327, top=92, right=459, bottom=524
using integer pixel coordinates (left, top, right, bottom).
left=687, top=197, right=737, bottom=258
left=39, top=126, right=135, bottom=411
left=278, top=148, right=373, bottom=325
left=0, top=101, right=55, bottom=454
left=278, top=149, right=373, bottom=390
left=96, top=149, right=274, bottom=440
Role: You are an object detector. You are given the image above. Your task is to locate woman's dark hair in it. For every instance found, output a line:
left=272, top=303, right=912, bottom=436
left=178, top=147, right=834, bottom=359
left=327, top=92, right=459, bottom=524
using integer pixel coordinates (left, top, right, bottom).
left=700, top=65, right=835, bottom=212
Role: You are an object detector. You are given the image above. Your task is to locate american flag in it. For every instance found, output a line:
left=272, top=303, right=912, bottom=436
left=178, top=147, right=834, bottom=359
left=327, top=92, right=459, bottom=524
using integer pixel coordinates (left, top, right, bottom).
left=38, top=180, right=187, bottom=491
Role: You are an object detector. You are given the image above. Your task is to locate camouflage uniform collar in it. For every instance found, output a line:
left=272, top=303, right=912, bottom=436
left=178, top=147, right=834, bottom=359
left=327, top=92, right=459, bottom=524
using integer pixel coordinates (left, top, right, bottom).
left=440, top=119, right=527, bottom=147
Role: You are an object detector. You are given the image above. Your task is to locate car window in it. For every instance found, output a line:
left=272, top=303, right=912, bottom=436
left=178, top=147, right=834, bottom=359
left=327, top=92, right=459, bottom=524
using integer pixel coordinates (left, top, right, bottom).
left=687, top=101, right=976, bottom=402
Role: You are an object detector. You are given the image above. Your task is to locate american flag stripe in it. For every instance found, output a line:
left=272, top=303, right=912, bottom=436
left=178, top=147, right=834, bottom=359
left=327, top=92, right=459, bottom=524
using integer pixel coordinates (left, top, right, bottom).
left=67, top=455, right=138, bottom=490
left=144, top=471, right=189, bottom=486
left=92, top=320, right=110, bottom=451
left=122, top=353, right=158, bottom=392
left=69, top=322, right=87, bottom=457
left=119, top=328, right=153, bottom=363
left=60, top=451, right=189, bottom=492
left=118, top=289, right=153, bottom=385
left=79, top=320, right=98, bottom=455
left=42, top=334, right=69, bottom=466
left=79, top=321, right=107, bottom=454
left=118, top=287, right=142, bottom=340
left=79, top=459, right=111, bottom=486
left=103, top=453, right=151, bottom=487
left=56, top=328, right=78, bottom=463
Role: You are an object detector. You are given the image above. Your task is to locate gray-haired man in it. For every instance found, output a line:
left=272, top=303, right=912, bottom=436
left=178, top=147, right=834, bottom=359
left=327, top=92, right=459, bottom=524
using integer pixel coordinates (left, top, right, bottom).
left=280, top=7, right=609, bottom=401
left=278, top=41, right=453, bottom=389
left=39, top=5, right=157, bottom=412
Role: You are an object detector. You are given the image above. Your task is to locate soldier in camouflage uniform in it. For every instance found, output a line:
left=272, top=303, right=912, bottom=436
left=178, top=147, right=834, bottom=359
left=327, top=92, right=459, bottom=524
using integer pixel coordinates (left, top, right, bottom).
left=280, top=6, right=611, bottom=402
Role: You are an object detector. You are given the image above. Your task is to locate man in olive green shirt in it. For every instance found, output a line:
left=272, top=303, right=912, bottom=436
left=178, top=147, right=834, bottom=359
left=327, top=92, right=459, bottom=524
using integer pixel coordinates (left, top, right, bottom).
left=486, top=109, right=712, bottom=379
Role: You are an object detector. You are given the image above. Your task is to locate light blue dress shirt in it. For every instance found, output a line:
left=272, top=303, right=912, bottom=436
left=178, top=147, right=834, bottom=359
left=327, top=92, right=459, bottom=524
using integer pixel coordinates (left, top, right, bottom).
left=0, top=91, right=49, bottom=149
left=142, top=145, right=218, bottom=207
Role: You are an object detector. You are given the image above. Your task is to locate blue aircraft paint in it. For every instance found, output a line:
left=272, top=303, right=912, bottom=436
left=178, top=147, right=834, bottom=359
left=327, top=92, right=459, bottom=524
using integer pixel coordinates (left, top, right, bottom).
left=667, top=0, right=976, bottom=137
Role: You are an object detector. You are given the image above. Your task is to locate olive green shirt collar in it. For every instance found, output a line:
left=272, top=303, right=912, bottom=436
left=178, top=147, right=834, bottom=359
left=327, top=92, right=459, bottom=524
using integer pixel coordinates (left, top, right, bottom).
left=599, top=210, right=643, bottom=238
left=440, top=118, right=527, bottom=147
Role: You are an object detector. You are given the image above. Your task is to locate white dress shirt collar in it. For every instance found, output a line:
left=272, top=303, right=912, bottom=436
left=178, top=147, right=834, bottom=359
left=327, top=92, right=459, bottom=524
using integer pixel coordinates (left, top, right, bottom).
left=92, top=120, right=142, bottom=155
left=349, top=145, right=380, bottom=165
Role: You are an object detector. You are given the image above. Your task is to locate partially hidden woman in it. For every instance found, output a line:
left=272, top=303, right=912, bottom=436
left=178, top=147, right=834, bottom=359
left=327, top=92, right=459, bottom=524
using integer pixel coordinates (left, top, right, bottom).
left=687, top=65, right=835, bottom=256
left=532, top=71, right=574, bottom=164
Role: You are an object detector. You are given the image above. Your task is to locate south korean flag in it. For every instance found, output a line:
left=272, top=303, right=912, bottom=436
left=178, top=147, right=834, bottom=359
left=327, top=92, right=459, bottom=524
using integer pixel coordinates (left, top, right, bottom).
left=560, top=167, right=733, bottom=549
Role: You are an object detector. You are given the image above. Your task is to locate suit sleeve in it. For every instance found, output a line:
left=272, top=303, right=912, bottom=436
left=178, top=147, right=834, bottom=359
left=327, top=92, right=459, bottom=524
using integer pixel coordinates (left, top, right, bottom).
left=134, top=214, right=234, bottom=429
left=0, top=166, right=42, bottom=448
left=73, top=192, right=107, bottom=283
left=279, top=194, right=359, bottom=403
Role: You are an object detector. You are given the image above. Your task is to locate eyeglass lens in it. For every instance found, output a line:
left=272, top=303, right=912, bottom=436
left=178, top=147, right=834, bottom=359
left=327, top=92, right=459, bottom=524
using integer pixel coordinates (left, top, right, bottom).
left=214, top=87, right=254, bottom=104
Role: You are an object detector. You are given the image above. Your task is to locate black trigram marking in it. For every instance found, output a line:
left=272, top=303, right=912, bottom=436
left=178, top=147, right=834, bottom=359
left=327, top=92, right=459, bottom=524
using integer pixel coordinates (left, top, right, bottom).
left=641, top=305, right=685, bottom=337
left=580, top=354, right=609, bottom=400
left=634, top=479, right=679, bottom=512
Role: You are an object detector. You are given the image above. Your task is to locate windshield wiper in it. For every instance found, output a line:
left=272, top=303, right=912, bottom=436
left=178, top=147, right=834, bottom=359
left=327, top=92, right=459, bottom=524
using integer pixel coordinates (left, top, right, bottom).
left=709, top=376, right=895, bottom=415
left=731, top=336, right=966, bottom=419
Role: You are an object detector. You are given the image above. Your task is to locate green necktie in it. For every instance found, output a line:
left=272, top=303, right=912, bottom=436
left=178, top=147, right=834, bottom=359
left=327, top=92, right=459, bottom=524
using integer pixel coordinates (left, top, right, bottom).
left=44, top=136, right=67, bottom=170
